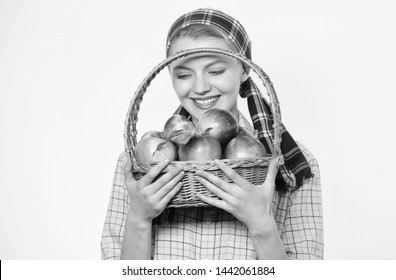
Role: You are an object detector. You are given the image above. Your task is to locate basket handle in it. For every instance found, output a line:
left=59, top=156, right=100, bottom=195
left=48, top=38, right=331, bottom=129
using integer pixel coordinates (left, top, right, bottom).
left=124, top=48, right=282, bottom=159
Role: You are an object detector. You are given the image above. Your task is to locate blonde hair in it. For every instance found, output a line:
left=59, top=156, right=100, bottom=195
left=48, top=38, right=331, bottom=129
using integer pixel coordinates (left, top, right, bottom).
left=166, top=24, right=248, bottom=73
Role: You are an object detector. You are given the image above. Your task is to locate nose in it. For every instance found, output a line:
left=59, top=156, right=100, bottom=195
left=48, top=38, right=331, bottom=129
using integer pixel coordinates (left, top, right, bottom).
left=193, top=74, right=211, bottom=95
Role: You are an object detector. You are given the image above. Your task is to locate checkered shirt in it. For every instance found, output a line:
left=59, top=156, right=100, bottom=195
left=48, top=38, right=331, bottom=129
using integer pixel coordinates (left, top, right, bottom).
left=101, top=116, right=324, bottom=260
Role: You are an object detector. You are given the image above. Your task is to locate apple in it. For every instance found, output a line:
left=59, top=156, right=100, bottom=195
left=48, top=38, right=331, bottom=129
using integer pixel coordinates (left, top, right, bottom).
left=140, top=130, right=164, bottom=140
left=135, top=136, right=177, bottom=164
left=178, top=135, right=222, bottom=161
left=197, top=108, right=239, bottom=147
left=238, top=126, right=254, bottom=138
left=162, top=115, right=196, bottom=145
left=224, top=133, right=268, bottom=159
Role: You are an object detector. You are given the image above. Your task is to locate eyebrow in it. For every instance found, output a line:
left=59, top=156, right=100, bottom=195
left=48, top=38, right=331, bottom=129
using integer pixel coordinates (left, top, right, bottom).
left=172, top=58, right=229, bottom=71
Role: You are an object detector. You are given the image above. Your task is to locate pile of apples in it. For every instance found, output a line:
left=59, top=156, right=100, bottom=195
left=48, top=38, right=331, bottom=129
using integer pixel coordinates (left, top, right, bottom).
left=135, top=108, right=268, bottom=164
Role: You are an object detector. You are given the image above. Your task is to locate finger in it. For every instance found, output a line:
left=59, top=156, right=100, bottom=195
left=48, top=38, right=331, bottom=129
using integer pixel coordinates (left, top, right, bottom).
left=151, top=169, right=185, bottom=197
left=196, top=193, right=231, bottom=212
left=214, top=159, right=250, bottom=188
left=151, top=166, right=184, bottom=191
left=195, top=169, right=236, bottom=194
left=157, top=182, right=183, bottom=209
left=123, top=155, right=136, bottom=182
left=139, top=160, right=170, bottom=186
left=195, top=175, right=234, bottom=203
left=264, top=156, right=283, bottom=184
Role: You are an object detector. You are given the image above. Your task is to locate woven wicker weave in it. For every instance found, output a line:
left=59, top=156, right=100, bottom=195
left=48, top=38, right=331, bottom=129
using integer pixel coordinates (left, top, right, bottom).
left=124, top=48, right=282, bottom=208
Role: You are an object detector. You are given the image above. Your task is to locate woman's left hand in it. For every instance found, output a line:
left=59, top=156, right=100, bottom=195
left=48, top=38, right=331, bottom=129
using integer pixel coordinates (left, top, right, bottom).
left=195, top=157, right=283, bottom=232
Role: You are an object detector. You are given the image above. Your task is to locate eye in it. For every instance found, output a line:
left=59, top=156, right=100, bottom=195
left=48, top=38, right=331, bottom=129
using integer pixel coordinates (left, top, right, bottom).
left=208, top=69, right=225, bottom=76
left=175, top=73, right=192, bottom=80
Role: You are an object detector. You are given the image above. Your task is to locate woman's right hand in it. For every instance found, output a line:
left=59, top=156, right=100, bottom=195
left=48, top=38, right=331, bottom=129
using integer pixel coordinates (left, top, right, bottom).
left=123, top=157, right=184, bottom=223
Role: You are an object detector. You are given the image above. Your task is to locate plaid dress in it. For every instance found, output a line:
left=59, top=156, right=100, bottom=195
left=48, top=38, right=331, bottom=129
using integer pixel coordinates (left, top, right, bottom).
left=101, top=115, right=323, bottom=260
left=102, top=8, right=323, bottom=260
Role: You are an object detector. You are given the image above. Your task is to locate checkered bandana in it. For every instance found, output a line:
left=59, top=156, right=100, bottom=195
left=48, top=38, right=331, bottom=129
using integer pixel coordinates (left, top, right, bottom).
left=167, top=8, right=312, bottom=190
left=166, top=8, right=251, bottom=59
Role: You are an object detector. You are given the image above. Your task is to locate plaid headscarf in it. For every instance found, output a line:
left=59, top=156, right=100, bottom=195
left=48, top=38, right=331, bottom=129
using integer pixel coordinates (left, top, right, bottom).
left=166, top=8, right=312, bottom=191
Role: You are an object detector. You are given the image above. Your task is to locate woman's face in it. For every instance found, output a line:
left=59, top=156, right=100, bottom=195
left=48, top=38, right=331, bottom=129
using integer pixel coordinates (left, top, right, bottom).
left=168, top=37, right=248, bottom=124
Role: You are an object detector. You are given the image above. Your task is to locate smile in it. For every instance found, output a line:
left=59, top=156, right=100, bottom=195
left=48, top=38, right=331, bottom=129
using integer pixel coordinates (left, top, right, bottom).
left=193, top=96, right=220, bottom=107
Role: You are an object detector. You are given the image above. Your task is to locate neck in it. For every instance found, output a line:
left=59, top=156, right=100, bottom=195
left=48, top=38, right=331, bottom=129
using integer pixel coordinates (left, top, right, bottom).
left=229, top=104, right=239, bottom=121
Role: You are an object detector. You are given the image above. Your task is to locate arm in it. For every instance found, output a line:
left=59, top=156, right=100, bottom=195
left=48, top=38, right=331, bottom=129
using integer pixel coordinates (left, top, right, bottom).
left=120, top=207, right=153, bottom=259
left=101, top=153, right=184, bottom=260
left=196, top=157, right=288, bottom=259
left=249, top=221, right=288, bottom=259
left=120, top=156, right=184, bottom=260
left=281, top=151, right=324, bottom=259
left=101, top=153, right=129, bottom=260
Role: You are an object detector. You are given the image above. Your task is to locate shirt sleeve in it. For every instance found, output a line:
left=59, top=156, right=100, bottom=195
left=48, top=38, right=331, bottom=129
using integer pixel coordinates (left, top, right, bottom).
left=281, top=144, right=324, bottom=259
left=101, top=152, right=129, bottom=260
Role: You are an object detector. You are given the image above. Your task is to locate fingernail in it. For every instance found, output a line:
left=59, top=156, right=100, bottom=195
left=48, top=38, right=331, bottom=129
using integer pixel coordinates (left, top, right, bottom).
left=275, top=156, right=283, bottom=169
left=176, top=166, right=183, bottom=172
left=277, top=156, right=284, bottom=165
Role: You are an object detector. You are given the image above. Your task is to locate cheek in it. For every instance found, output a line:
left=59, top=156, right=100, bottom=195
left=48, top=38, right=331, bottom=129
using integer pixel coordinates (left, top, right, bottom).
left=171, top=79, right=190, bottom=100
left=214, top=74, right=241, bottom=95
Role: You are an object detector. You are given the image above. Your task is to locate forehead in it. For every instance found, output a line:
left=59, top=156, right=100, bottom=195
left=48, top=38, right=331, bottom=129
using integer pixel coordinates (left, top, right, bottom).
left=168, top=37, right=238, bottom=69
left=168, top=37, right=234, bottom=56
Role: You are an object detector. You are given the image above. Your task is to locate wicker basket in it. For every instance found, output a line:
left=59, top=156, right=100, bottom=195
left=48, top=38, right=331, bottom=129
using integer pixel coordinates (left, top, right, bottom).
left=124, top=48, right=282, bottom=208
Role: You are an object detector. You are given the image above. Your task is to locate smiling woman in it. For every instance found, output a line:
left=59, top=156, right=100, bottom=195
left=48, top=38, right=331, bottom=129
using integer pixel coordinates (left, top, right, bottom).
left=101, top=8, right=323, bottom=260
left=168, top=38, right=247, bottom=124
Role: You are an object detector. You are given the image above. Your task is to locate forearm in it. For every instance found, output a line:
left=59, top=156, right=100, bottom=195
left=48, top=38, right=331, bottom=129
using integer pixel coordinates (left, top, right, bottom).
left=120, top=210, right=153, bottom=260
left=249, top=217, right=288, bottom=260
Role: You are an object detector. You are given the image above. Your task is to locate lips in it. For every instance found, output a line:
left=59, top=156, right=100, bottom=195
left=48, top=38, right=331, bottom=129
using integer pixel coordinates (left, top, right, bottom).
left=193, top=96, right=220, bottom=108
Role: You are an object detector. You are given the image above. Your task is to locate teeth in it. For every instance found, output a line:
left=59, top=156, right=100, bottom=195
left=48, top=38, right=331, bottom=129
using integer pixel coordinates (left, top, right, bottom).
left=194, top=97, right=218, bottom=106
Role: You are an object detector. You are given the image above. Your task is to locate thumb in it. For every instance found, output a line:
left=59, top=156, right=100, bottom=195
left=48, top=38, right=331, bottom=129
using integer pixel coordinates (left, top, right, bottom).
left=264, top=156, right=283, bottom=184
left=123, top=154, right=136, bottom=182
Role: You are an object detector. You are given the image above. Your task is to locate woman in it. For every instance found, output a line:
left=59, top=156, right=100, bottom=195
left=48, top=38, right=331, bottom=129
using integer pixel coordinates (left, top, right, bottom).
left=101, top=8, right=323, bottom=260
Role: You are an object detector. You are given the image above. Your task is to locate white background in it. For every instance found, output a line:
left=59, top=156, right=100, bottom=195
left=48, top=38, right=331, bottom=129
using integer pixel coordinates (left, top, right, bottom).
left=1, top=0, right=395, bottom=260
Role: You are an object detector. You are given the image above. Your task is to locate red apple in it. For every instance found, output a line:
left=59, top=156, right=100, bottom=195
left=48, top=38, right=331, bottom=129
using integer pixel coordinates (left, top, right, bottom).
left=238, top=126, right=254, bottom=138
left=135, top=136, right=177, bottom=164
left=178, top=135, right=222, bottom=161
left=140, top=130, right=164, bottom=140
left=224, top=134, right=268, bottom=159
left=163, top=115, right=196, bottom=145
left=197, top=108, right=239, bottom=147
